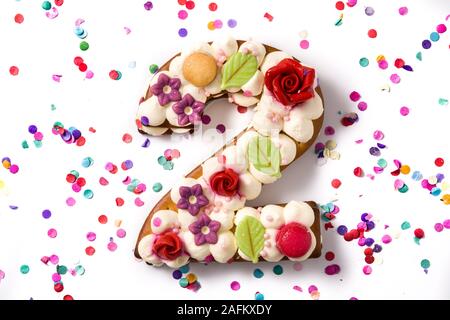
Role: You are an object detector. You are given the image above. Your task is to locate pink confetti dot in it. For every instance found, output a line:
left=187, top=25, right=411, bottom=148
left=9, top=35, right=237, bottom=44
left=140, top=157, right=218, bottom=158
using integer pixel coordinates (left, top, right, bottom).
left=434, top=223, right=444, bottom=232
left=293, top=262, right=303, bottom=271
left=373, top=130, right=384, bottom=140
left=357, top=101, right=367, bottom=111
left=293, top=285, right=303, bottom=292
left=349, top=91, right=361, bottom=102
left=86, top=232, right=96, bottom=241
left=122, top=133, right=133, bottom=143
left=308, top=285, right=318, bottom=294
left=135, top=197, right=144, bottom=207
left=9, top=165, right=19, bottom=174
left=443, top=219, right=450, bottom=229
left=390, top=73, right=401, bottom=84
left=202, top=114, right=211, bottom=125
left=107, top=241, right=118, bottom=252
left=49, top=255, right=59, bottom=264
left=0, top=270, right=5, bottom=280
left=436, top=24, right=447, bottom=34
left=324, top=126, right=335, bottom=136
left=52, top=273, right=61, bottom=282
left=213, top=19, right=223, bottom=29
left=47, top=228, right=58, bottom=238
left=362, top=265, right=372, bottom=275
left=398, top=7, right=408, bottom=16
left=178, top=10, right=188, bottom=19
left=116, top=228, right=126, bottom=238
left=381, top=234, right=392, bottom=244
left=99, top=177, right=109, bottom=185
left=230, top=281, right=240, bottom=291
left=66, top=197, right=76, bottom=206
left=400, top=106, right=410, bottom=116
left=85, top=70, right=94, bottom=79
left=153, top=217, right=162, bottom=227
left=347, top=0, right=357, bottom=7
left=378, top=60, right=388, bottom=69
left=299, top=40, right=309, bottom=49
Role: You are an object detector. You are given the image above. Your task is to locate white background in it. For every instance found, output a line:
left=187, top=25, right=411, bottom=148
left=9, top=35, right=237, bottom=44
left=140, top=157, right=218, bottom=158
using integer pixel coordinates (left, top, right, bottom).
left=0, top=0, right=449, bottom=300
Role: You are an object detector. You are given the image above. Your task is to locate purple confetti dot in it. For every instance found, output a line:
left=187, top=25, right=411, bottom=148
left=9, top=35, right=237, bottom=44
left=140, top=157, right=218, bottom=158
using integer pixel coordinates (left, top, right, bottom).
left=42, top=209, right=52, bottom=219
left=324, top=264, right=341, bottom=275
left=227, top=19, right=237, bottom=28
left=28, top=125, right=38, bottom=134
left=373, top=244, right=382, bottom=252
left=141, top=116, right=149, bottom=126
left=201, top=114, right=211, bottom=125
left=337, top=225, right=347, bottom=235
left=365, top=238, right=375, bottom=246
left=144, top=1, right=153, bottom=11
left=216, top=124, right=226, bottom=134
left=172, top=270, right=182, bottom=279
left=422, top=40, right=432, bottom=49
left=369, top=147, right=381, bottom=156
left=178, top=28, right=188, bottom=37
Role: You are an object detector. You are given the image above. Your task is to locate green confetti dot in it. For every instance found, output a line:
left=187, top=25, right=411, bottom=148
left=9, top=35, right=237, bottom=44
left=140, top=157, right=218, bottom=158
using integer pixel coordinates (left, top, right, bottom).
left=34, top=140, right=43, bottom=148
left=22, top=141, right=29, bottom=149
left=157, top=156, right=167, bottom=165
left=51, top=104, right=56, bottom=111
left=421, top=259, right=430, bottom=269
left=83, top=189, right=94, bottom=199
left=42, top=1, right=51, bottom=10
left=179, top=265, right=190, bottom=273
left=273, top=265, right=283, bottom=275
left=70, top=170, right=80, bottom=179
left=57, top=265, right=68, bottom=275
left=20, top=265, right=30, bottom=274
left=414, top=237, right=421, bottom=245
left=75, top=265, right=85, bottom=275
left=401, top=221, right=411, bottom=230
left=80, top=41, right=89, bottom=51
left=438, top=98, right=448, bottom=106
left=149, top=64, right=159, bottom=74
left=81, top=157, right=94, bottom=168
left=253, top=268, right=264, bottom=278
left=152, top=182, right=163, bottom=192
left=255, top=292, right=264, bottom=300
left=179, top=278, right=189, bottom=287
left=398, top=184, right=409, bottom=193
left=416, top=52, right=422, bottom=61
left=359, top=57, right=369, bottom=67
left=163, top=161, right=174, bottom=170
left=377, top=158, right=387, bottom=168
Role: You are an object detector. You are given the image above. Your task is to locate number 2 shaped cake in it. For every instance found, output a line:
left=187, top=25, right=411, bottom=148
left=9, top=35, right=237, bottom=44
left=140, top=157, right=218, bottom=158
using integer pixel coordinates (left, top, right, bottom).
left=135, top=36, right=324, bottom=268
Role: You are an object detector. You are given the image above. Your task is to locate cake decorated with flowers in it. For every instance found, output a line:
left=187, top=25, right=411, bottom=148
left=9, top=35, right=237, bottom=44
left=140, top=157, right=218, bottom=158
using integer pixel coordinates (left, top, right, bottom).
left=135, top=36, right=324, bottom=268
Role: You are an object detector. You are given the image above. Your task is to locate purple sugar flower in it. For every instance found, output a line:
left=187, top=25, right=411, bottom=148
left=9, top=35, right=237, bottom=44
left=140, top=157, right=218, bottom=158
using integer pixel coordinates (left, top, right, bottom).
left=189, top=214, right=221, bottom=246
left=172, top=94, right=205, bottom=126
left=150, top=73, right=182, bottom=106
left=177, top=184, right=209, bottom=216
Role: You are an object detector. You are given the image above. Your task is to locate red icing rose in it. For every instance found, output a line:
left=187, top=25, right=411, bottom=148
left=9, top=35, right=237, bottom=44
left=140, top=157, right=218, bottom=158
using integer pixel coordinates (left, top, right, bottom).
left=264, top=58, right=315, bottom=107
left=209, top=168, right=240, bottom=197
left=276, top=222, right=312, bottom=258
left=152, top=232, right=183, bottom=260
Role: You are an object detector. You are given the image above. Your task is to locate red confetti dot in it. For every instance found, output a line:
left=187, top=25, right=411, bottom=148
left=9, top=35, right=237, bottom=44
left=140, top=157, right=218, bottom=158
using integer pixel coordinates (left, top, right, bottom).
left=54, top=282, right=64, bottom=293
left=122, top=133, right=133, bottom=143
left=353, top=167, right=364, bottom=177
left=331, top=178, right=342, bottom=189
left=335, top=1, right=345, bottom=10
left=74, top=56, right=84, bottom=66
left=98, top=215, right=108, bottom=224
left=178, top=0, right=186, bottom=5
left=66, top=174, right=77, bottom=183
left=435, top=157, right=444, bottom=167
left=63, top=295, right=73, bottom=300
left=14, top=14, right=24, bottom=24
left=364, top=248, right=373, bottom=256
left=343, top=232, right=353, bottom=242
left=368, top=29, right=378, bottom=38
left=350, top=229, right=360, bottom=239
left=264, top=12, right=273, bottom=22
left=394, top=58, right=405, bottom=68
left=85, top=246, right=96, bottom=256
left=208, top=2, right=217, bottom=11
left=76, top=136, right=86, bottom=146
left=89, top=127, right=96, bottom=133
left=237, top=105, right=247, bottom=113
left=115, top=197, right=124, bottom=207
left=9, top=66, right=19, bottom=76
left=325, top=251, right=335, bottom=261
left=186, top=1, right=195, bottom=10
left=76, top=177, right=86, bottom=187
left=78, top=63, right=88, bottom=72
left=414, top=228, right=425, bottom=239
left=55, top=0, right=64, bottom=6
left=109, top=70, right=119, bottom=80
left=365, top=255, right=375, bottom=264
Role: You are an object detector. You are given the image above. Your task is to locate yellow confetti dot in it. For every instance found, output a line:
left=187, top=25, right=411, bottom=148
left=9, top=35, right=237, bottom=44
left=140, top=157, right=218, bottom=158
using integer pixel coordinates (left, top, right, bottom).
left=376, top=55, right=385, bottom=63
left=442, top=194, right=450, bottom=205
left=400, top=165, right=410, bottom=175
left=114, top=219, right=122, bottom=228
left=207, top=21, right=215, bottom=30
left=441, top=182, right=449, bottom=191
left=186, top=273, right=197, bottom=284
left=0, top=180, right=5, bottom=189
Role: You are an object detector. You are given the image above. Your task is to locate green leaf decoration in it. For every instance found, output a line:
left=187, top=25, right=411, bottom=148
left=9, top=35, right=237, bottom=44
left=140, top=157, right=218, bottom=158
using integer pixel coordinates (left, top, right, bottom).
left=248, top=135, right=282, bottom=178
left=221, top=52, right=258, bottom=90
left=235, top=216, right=265, bottom=263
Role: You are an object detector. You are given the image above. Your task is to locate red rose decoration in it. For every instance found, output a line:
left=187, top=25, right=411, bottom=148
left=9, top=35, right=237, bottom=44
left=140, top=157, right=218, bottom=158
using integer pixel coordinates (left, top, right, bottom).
left=209, top=168, right=240, bottom=197
left=264, top=58, right=315, bottom=107
left=276, top=222, right=312, bottom=258
left=152, top=232, right=183, bottom=260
